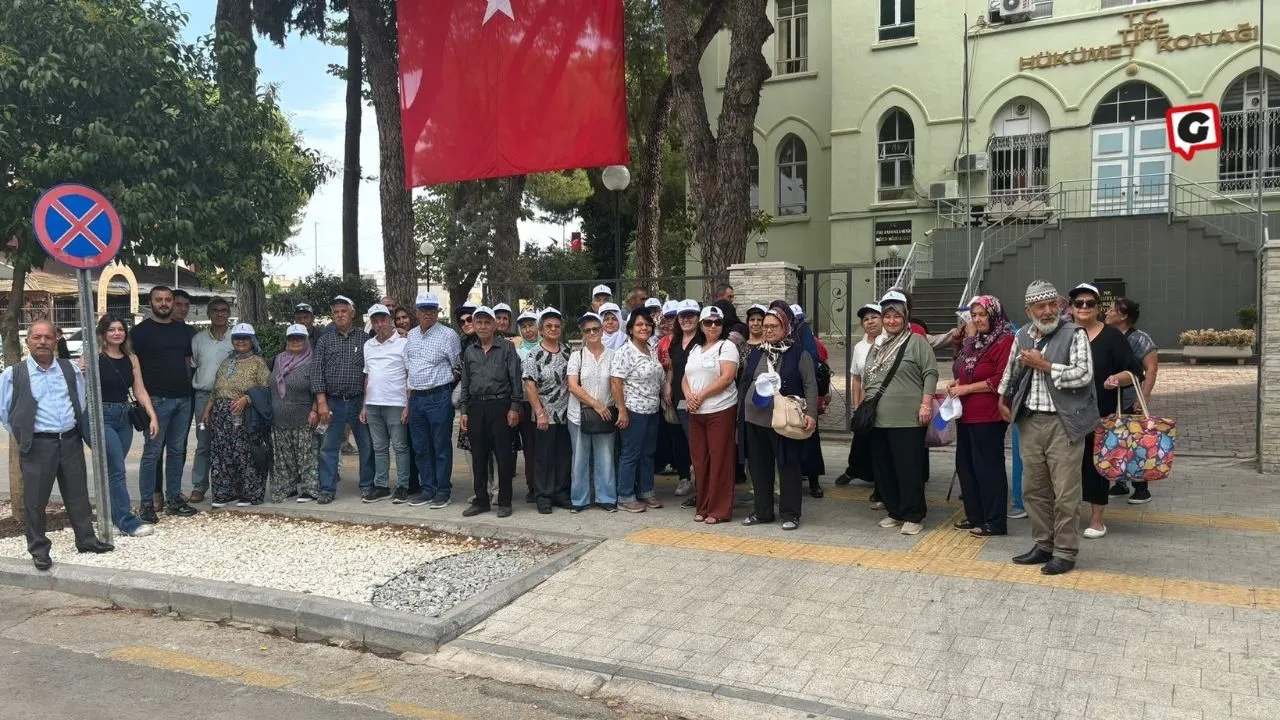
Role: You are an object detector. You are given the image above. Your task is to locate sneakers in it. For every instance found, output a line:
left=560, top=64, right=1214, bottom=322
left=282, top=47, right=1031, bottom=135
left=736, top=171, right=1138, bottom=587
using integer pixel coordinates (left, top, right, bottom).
left=1128, top=486, right=1152, bottom=504
left=165, top=499, right=198, bottom=517
left=618, top=501, right=646, bottom=513
left=680, top=496, right=697, bottom=508
left=878, top=516, right=902, bottom=528
left=1083, top=525, right=1108, bottom=539
left=317, top=494, right=335, bottom=505
left=643, top=497, right=663, bottom=509
left=1007, top=508, right=1029, bottom=519
left=297, top=494, right=315, bottom=503
left=734, top=491, right=754, bottom=507
left=129, top=524, right=155, bottom=537
left=138, top=504, right=159, bottom=525
left=210, top=500, right=230, bottom=509
left=496, top=505, right=512, bottom=518
left=674, top=477, right=693, bottom=497
left=462, top=503, right=490, bottom=517
left=1109, top=482, right=1130, bottom=497
left=406, top=492, right=433, bottom=507
left=597, top=503, right=618, bottom=513
left=235, top=500, right=252, bottom=507
left=833, top=472, right=853, bottom=486
left=362, top=487, right=391, bottom=503
left=392, top=487, right=409, bottom=504
left=427, top=497, right=451, bottom=510
left=900, top=522, right=923, bottom=536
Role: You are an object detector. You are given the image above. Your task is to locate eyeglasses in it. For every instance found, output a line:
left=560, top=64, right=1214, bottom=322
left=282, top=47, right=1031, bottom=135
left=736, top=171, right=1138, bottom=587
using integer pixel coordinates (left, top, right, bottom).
left=460, top=317, right=473, bottom=324
left=701, top=320, right=723, bottom=327
left=582, top=326, right=602, bottom=335
left=1072, top=300, right=1098, bottom=309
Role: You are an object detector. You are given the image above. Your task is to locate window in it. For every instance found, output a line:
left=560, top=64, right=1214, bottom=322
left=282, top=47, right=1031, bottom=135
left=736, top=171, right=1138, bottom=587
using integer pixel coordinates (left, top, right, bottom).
left=1030, top=0, right=1053, bottom=19
left=877, top=110, right=915, bottom=202
left=989, top=99, right=1050, bottom=202
left=1219, top=71, right=1280, bottom=194
left=1091, top=81, right=1169, bottom=126
left=776, top=0, right=808, bottom=74
left=749, top=144, right=761, bottom=211
left=777, top=135, right=808, bottom=215
left=1100, top=0, right=1159, bottom=9
left=879, top=0, right=914, bottom=41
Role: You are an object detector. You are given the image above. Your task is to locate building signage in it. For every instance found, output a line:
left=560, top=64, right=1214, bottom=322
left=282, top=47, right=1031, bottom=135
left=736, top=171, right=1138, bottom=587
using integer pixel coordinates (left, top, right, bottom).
left=1019, top=11, right=1258, bottom=71
left=1166, top=103, right=1222, bottom=161
left=874, top=220, right=913, bottom=246
left=1093, top=278, right=1126, bottom=312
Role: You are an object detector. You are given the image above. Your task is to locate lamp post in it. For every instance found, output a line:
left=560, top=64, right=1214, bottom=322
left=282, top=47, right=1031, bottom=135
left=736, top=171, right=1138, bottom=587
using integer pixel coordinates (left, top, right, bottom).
left=754, top=233, right=769, bottom=259
left=602, top=165, right=631, bottom=279
left=419, top=240, right=436, bottom=292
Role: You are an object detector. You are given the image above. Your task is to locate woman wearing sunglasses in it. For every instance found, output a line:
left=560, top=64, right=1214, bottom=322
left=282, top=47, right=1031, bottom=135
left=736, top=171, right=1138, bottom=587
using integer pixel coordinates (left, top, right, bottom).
left=1067, top=283, right=1143, bottom=540
left=683, top=306, right=741, bottom=523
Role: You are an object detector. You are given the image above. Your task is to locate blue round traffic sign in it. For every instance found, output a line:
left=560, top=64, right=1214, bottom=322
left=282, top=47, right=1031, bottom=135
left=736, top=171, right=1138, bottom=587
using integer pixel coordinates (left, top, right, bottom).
left=31, top=184, right=123, bottom=270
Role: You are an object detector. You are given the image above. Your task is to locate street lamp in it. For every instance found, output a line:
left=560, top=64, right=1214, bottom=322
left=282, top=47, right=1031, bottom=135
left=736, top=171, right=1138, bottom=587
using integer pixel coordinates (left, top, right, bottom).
left=419, top=240, right=436, bottom=292
left=754, top=233, right=769, bottom=259
left=602, top=165, right=631, bottom=279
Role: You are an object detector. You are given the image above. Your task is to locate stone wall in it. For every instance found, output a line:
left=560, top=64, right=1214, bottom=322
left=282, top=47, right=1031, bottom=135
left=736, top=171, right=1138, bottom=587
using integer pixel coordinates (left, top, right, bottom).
left=1260, top=241, right=1279, bottom=473
left=727, top=262, right=800, bottom=316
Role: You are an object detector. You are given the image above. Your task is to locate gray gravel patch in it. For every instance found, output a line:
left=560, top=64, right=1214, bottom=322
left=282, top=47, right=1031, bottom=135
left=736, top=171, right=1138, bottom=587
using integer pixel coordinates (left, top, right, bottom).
left=371, top=548, right=550, bottom=617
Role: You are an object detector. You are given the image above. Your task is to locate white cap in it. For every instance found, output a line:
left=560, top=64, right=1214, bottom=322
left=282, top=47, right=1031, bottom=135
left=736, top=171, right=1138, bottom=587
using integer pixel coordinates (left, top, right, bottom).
left=662, top=300, right=680, bottom=317
left=330, top=295, right=354, bottom=308
left=644, top=297, right=662, bottom=309
left=230, top=322, right=256, bottom=337
left=746, top=303, right=768, bottom=317
left=677, top=299, right=700, bottom=315
left=754, top=372, right=780, bottom=398
left=472, top=305, right=496, bottom=319
left=517, top=309, right=538, bottom=324
left=790, top=304, right=804, bottom=318
left=578, top=312, right=603, bottom=325
left=285, top=323, right=309, bottom=338
left=1069, top=282, right=1100, bottom=298
left=699, top=306, right=724, bottom=322
left=493, top=302, right=513, bottom=315
left=591, top=284, right=613, bottom=298
left=880, top=290, right=908, bottom=306
left=599, top=302, right=622, bottom=317
left=539, top=306, right=563, bottom=323
left=414, top=292, right=440, bottom=308
left=857, top=303, right=882, bottom=318
left=459, top=302, right=477, bottom=311
left=367, top=303, right=390, bottom=317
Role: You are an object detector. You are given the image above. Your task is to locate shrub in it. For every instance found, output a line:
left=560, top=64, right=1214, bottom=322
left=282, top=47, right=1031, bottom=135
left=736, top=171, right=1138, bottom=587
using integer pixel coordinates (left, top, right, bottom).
left=1238, top=305, right=1257, bottom=330
left=255, top=322, right=288, bottom=360
left=1178, top=328, right=1255, bottom=347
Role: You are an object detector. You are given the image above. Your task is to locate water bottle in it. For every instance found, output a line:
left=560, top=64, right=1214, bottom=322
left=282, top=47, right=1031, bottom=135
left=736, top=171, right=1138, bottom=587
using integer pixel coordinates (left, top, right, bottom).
left=315, top=422, right=329, bottom=435
left=232, top=412, right=243, bottom=428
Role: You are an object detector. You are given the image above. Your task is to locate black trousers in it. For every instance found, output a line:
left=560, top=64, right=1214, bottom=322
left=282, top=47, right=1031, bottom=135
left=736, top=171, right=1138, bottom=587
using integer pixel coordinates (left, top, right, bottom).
left=745, top=422, right=803, bottom=522
left=843, top=432, right=875, bottom=482
left=534, top=423, right=572, bottom=506
left=956, top=421, right=1009, bottom=533
left=871, top=426, right=928, bottom=524
left=519, top=402, right=536, bottom=495
left=22, top=433, right=99, bottom=556
left=1081, top=430, right=1109, bottom=506
left=655, top=416, right=690, bottom=478
left=468, top=400, right=516, bottom=507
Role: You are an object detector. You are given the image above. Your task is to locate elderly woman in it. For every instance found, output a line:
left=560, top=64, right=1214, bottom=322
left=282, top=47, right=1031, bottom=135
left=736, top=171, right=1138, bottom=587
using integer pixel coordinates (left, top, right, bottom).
left=201, top=323, right=271, bottom=508
left=567, top=312, right=617, bottom=512
left=949, top=296, right=1016, bottom=537
left=1105, top=297, right=1159, bottom=504
left=524, top=308, right=573, bottom=514
left=91, top=314, right=159, bottom=536
left=269, top=324, right=320, bottom=503
left=684, top=305, right=741, bottom=523
left=611, top=311, right=665, bottom=513
left=863, top=290, right=939, bottom=536
left=770, top=301, right=827, bottom=499
left=740, top=307, right=818, bottom=531
left=600, top=302, right=628, bottom=350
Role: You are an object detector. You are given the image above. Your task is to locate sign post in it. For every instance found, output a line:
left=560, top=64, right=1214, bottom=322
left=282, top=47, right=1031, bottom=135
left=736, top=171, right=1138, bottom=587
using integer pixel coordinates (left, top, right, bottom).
left=31, top=184, right=124, bottom=542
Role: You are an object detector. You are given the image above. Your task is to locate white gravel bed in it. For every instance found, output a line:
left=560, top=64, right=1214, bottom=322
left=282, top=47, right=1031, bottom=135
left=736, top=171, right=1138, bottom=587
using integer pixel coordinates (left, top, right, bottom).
left=0, top=503, right=488, bottom=605
left=371, top=548, right=549, bottom=617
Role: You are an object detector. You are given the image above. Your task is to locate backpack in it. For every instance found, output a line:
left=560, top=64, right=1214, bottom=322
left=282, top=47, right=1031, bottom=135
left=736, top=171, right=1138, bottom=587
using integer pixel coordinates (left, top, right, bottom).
left=815, top=360, right=832, bottom=396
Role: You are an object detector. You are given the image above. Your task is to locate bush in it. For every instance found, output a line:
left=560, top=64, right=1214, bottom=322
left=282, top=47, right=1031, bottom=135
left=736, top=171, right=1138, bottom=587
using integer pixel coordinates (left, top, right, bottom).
left=1178, top=328, right=1255, bottom=347
left=255, top=322, right=288, bottom=360
left=1238, top=305, right=1257, bottom=330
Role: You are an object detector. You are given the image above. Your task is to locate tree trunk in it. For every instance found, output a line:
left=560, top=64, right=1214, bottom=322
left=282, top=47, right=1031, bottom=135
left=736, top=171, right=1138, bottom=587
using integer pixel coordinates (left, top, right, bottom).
left=347, top=0, right=416, bottom=309
left=632, top=80, right=671, bottom=288
left=5, top=260, right=24, bottom=523
left=487, top=175, right=527, bottom=304
left=341, top=23, right=363, bottom=279
left=235, top=264, right=267, bottom=324
left=662, top=0, right=770, bottom=281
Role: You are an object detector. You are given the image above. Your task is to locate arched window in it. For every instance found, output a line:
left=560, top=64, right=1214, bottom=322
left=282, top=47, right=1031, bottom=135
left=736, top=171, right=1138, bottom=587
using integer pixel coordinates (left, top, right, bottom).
left=777, top=135, right=808, bottom=216
left=988, top=98, right=1050, bottom=202
left=749, top=144, right=760, bottom=211
left=1219, top=70, right=1280, bottom=194
left=878, top=109, right=914, bottom=202
left=1091, top=81, right=1170, bottom=126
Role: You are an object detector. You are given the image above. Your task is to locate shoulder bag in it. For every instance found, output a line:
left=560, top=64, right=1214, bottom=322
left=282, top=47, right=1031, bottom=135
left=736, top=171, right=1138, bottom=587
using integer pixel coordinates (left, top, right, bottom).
left=106, top=355, right=150, bottom=432
left=849, top=343, right=905, bottom=434
left=575, top=350, right=616, bottom=435
left=766, top=357, right=814, bottom=441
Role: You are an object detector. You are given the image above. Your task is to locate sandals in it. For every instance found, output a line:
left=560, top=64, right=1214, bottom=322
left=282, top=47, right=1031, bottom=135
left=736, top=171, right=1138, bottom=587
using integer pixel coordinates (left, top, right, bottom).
left=693, top=514, right=706, bottom=523
left=741, top=515, right=773, bottom=526
left=954, top=520, right=977, bottom=530
left=704, top=517, right=722, bottom=525
left=970, top=525, right=1007, bottom=537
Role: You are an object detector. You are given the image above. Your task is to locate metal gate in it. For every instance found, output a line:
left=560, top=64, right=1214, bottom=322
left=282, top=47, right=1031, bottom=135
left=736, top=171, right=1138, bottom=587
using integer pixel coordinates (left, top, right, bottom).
left=483, top=274, right=724, bottom=322
left=797, top=267, right=855, bottom=432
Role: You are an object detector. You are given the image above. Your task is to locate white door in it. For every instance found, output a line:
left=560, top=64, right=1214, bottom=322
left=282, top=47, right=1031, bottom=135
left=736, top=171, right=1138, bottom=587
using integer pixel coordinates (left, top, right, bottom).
left=1090, top=122, right=1170, bottom=216
left=1091, top=127, right=1131, bottom=216
left=1129, top=122, right=1172, bottom=213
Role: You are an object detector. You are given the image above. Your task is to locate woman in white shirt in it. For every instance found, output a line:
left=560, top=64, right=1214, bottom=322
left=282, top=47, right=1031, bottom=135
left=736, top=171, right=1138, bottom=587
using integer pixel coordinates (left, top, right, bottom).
left=682, top=306, right=741, bottom=523
left=566, top=313, right=617, bottom=512
left=610, top=312, right=665, bottom=513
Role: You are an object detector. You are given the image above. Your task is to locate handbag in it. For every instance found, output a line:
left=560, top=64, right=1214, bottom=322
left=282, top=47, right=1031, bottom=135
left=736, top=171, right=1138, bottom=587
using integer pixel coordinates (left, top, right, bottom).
left=1092, top=372, right=1177, bottom=482
left=765, top=358, right=814, bottom=441
left=925, top=394, right=955, bottom=448
left=849, top=343, right=906, bottom=434
left=105, top=354, right=149, bottom=432
left=580, top=406, right=616, bottom=434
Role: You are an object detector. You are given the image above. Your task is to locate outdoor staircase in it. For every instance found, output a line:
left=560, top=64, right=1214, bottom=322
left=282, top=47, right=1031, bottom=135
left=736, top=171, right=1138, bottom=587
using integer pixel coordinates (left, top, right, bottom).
left=910, top=277, right=967, bottom=359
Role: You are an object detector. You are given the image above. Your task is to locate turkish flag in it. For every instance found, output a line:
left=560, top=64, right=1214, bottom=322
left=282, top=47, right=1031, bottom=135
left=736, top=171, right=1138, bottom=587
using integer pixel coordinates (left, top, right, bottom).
left=397, top=0, right=630, bottom=188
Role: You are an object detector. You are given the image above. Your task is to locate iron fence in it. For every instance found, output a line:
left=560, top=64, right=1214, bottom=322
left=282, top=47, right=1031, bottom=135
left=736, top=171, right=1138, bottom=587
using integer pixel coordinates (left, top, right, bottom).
left=798, top=267, right=855, bottom=432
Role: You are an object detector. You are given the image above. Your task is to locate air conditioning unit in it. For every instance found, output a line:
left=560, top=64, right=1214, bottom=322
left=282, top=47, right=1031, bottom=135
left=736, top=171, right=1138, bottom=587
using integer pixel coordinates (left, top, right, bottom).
left=929, top=181, right=960, bottom=201
left=955, top=152, right=990, bottom=173
left=999, top=0, right=1032, bottom=17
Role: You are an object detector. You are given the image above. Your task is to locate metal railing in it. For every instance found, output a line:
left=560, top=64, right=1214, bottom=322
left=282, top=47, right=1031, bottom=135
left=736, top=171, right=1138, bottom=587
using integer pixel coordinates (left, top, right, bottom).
left=892, top=242, right=932, bottom=291
left=1169, top=173, right=1267, bottom=249
left=959, top=239, right=986, bottom=309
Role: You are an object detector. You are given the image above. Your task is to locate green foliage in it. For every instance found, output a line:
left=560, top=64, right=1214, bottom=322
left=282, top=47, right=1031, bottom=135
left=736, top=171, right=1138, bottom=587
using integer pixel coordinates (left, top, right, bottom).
left=265, top=272, right=381, bottom=322
left=1238, top=305, right=1257, bottom=330
left=525, top=171, right=593, bottom=223
left=1178, top=328, right=1255, bottom=347
left=255, top=320, right=288, bottom=360
left=515, top=244, right=601, bottom=318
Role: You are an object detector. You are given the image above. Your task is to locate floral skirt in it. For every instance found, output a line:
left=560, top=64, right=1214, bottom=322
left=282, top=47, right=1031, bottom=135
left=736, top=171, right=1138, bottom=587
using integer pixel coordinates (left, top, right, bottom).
left=210, top=398, right=267, bottom=504
left=270, top=426, right=319, bottom=502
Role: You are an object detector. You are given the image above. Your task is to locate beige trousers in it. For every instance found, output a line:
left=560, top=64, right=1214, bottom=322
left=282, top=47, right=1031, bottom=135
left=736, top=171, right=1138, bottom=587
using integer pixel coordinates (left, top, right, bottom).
left=1017, top=413, right=1083, bottom=561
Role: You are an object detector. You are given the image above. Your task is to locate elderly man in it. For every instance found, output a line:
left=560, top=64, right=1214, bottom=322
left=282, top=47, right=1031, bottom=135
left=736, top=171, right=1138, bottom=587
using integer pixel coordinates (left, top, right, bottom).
left=313, top=295, right=375, bottom=503
left=590, top=284, right=613, bottom=314
left=361, top=303, right=411, bottom=503
left=998, top=280, right=1097, bottom=576
left=294, top=303, right=318, bottom=347
left=460, top=306, right=523, bottom=518
left=405, top=292, right=463, bottom=509
left=0, top=321, right=113, bottom=570
left=188, top=298, right=234, bottom=503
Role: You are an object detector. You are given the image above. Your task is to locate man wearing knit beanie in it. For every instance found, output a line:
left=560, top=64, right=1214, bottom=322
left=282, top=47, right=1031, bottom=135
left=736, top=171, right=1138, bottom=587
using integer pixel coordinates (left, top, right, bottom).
left=995, top=279, right=1098, bottom=576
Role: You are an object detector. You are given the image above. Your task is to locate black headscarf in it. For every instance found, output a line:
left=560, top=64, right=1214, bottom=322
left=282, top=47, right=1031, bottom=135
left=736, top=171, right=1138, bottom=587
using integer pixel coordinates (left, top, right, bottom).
left=713, top=299, right=747, bottom=341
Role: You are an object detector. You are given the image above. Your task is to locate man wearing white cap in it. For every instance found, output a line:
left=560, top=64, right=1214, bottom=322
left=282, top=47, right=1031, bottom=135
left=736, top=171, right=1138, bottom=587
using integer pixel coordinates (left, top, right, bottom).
left=360, top=303, right=411, bottom=503
left=312, top=295, right=375, bottom=503
left=590, top=285, right=613, bottom=314
left=187, top=297, right=234, bottom=503
left=459, top=306, right=524, bottom=517
left=405, top=292, right=463, bottom=509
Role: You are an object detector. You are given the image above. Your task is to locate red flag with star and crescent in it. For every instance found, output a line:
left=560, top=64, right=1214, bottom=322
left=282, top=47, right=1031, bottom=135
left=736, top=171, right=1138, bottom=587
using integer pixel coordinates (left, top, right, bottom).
left=396, top=0, right=630, bottom=188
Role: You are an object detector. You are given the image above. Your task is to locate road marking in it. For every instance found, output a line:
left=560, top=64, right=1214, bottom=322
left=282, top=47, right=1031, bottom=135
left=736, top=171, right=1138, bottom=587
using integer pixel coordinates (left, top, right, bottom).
left=106, top=646, right=296, bottom=688
left=385, top=701, right=474, bottom=720
left=624, top=528, right=1277, bottom=609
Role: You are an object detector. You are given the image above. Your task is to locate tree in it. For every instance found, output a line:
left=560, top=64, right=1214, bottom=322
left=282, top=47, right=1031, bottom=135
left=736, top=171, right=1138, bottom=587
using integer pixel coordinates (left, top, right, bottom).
left=661, top=0, right=772, bottom=281
left=518, top=245, right=600, bottom=317
left=265, top=270, right=379, bottom=321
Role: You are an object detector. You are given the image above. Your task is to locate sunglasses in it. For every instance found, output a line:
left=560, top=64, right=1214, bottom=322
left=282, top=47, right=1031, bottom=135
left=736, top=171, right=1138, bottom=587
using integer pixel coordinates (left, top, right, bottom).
left=1072, top=299, right=1098, bottom=309
left=582, top=326, right=602, bottom=335
left=701, top=319, right=723, bottom=327
left=460, top=316, right=473, bottom=324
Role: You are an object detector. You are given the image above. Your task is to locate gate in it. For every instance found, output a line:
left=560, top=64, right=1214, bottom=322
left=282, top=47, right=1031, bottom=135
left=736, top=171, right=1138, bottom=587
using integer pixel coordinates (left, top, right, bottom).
left=483, top=274, right=723, bottom=323
left=797, top=267, right=855, bottom=433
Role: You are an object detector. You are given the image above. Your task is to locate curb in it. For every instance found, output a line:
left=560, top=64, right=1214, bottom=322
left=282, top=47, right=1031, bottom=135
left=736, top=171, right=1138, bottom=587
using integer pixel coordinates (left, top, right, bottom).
left=0, top=537, right=596, bottom=656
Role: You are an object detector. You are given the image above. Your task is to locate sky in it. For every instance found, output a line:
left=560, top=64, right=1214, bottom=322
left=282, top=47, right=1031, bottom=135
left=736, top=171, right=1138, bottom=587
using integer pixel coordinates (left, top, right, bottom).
left=174, top=1, right=577, bottom=285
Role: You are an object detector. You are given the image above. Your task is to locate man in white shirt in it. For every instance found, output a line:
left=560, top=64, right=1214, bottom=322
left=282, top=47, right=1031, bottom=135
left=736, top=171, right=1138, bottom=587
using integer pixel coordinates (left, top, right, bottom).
left=360, top=303, right=410, bottom=503
left=835, top=303, right=881, bottom=487
left=188, top=298, right=233, bottom=503
left=405, top=292, right=463, bottom=508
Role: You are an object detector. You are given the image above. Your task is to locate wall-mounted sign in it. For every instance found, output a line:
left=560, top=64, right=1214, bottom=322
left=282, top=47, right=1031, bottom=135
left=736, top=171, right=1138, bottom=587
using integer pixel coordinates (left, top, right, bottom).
left=874, top=220, right=913, bottom=246
left=1167, top=103, right=1222, bottom=161
left=1018, top=11, right=1258, bottom=71
left=1093, top=278, right=1126, bottom=311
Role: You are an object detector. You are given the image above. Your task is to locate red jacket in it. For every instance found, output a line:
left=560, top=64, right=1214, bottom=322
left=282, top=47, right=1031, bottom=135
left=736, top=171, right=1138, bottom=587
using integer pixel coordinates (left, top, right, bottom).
left=954, top=334, right=1014, bottom=424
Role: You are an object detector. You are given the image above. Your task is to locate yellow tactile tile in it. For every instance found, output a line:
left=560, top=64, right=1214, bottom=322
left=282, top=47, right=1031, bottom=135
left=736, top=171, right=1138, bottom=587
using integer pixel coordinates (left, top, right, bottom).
left=731, top=538, right=802, bottom=559
left=1255, top=588, right=1280, bottom=611
left=995, top=563, right=1080, bottom=589
left=627, top=527, right=691, bottom=545
left=788, top=544, right=867, bottom=565
left=675, top=534, right=747, bottom=553
left=1208, top=516, right=1280, bottom=533
left=1137, top=510, right=1212, bottom=528
left=1162, top=579, right=1256, bottom=608
left=1074, top=571, right=1165, bottom=599
left=923, top=556, right=1003, bottom=580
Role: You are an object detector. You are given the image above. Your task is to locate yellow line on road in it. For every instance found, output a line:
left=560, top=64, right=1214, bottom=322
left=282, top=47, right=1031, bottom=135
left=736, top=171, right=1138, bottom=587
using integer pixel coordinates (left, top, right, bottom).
left=106, top=646, right=296, bottom=689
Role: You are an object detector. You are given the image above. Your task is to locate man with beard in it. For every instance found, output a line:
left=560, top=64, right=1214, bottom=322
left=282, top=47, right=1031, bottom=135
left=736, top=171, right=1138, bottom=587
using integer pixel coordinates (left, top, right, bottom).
left=131, top=286, right=199, bottom=521
left=998, top=280, right=1096, bottom=576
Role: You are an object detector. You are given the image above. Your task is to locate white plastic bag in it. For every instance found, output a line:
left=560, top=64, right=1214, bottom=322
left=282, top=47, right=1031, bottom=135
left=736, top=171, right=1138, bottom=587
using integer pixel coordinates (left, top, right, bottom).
left=939, top=395, right=963, bottom=422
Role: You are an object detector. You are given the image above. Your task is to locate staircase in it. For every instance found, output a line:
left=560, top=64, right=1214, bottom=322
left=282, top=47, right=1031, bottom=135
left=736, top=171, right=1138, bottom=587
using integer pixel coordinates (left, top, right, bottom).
left=910, top=277, right=967, bottom=358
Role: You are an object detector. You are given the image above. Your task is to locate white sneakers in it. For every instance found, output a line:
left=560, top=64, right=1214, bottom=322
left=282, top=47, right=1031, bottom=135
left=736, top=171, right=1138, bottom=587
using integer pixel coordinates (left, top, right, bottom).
left=878, top=516, right=902, bottom=528
left=1008, top=508, right=1029, bottom=519
left=129, top=525, right=154, bottom=537
left=1083, top=525, right=1108, bottom=539
left=900, top=522, right=923, bottom=536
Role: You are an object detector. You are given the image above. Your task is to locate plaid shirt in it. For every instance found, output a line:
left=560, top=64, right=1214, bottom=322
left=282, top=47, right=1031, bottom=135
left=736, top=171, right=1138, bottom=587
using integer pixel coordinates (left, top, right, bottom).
left=997, top=325, right=1092, bottom=412
left=311, top=325, right=370, bottom=398
left=406, top=322, right=461, bottom=391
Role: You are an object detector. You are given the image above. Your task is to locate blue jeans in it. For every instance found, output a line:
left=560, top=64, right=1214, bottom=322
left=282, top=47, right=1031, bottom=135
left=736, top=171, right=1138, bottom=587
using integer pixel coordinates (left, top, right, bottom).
left=85, top=403, right=142, bottom=534
left=617, top=411, right=659, bottom=503
left=318, top=395, right=374, bottom=495
left=409, top=391, right=455, bottom=501
left=1011, top=423, right=1024, bottom=511
left=191, top=390, right=213, bottom=493
left=568, top=422, right=616, bottom=507
left=138, top=396, right=192, bottom=503
left=366, top=405, right=410, bottom=490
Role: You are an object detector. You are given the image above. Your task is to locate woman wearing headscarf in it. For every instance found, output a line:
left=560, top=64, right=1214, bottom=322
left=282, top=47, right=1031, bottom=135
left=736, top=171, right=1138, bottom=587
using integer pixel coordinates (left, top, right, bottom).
left=201, top=323, right=271, bottom=508
left=269, top=324, right=320, bottom=503
left=862, top=291, right=938, bottom=535
left=739, top=307, right=818, bottom=530
left=771, top=301, right=826, bottom=499
left=599, top=303, right=628, bottom=351
left=949, top=296, right=1015, bottom=536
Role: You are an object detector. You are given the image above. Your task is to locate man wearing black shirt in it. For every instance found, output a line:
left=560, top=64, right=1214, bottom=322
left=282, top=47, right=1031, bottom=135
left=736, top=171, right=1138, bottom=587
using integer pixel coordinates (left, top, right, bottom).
left=153, top=288, right=199, bottom=507
left=132, top=286, right=199, bottom=521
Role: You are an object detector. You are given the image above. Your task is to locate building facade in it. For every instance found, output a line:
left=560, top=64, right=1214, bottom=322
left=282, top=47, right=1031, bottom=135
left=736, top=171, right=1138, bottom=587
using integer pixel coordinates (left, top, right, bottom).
left=700, top=0, right=1279, bottom=343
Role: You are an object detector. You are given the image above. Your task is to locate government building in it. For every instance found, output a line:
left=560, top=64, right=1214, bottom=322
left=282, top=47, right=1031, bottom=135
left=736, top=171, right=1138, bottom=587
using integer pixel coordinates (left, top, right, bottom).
left=701, top=0, right=1278, bottom=345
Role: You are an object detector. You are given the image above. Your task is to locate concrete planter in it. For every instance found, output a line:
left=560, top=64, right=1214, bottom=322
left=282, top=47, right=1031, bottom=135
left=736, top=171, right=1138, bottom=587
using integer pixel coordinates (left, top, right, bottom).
left=1181, top=345, right=1252, bottom=365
